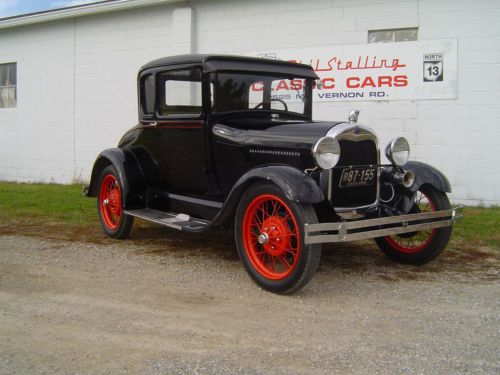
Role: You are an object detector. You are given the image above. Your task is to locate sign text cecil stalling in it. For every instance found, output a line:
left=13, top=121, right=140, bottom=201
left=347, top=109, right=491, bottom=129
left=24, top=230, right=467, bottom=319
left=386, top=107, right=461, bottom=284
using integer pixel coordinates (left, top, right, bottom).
left=255, top=39, right=457, bottom=102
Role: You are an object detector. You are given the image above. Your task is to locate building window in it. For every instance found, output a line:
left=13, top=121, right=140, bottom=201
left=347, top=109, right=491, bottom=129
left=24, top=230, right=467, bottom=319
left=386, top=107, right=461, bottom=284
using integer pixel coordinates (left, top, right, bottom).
left=368, top=28, right=418, bottom=44
left=0, top=63, right=17, bottom=108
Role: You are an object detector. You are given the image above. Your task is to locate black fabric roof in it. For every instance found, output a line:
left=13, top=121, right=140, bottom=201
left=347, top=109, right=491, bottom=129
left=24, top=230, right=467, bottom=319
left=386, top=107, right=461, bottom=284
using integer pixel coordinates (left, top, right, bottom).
left=140, top=54, right=318, bottom=78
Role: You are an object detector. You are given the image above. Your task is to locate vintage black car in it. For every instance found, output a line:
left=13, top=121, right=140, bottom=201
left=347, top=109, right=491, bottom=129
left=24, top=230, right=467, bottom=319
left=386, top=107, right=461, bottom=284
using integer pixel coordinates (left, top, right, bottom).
left=85, top=55, right=460, bottom=294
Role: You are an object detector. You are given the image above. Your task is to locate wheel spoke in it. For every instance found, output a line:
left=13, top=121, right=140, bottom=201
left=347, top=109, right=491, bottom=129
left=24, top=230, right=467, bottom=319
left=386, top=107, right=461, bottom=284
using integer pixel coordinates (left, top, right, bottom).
left=279, top=255, right=291, bottom=268
left=252, top=215, right=263, bottom=227
left=286, top=248, right=298, bottom=256
left=268, top=233, right=295, bottom=239
left=258, top=204, right=268, bottom=221
left=270, top=255, right=278, bottom=273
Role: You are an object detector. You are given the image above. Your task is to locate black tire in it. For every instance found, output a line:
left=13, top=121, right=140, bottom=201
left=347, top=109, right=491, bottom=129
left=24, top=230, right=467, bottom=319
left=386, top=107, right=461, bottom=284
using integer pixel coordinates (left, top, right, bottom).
left=97, top=165, right=133, bottom=239
left=235, top=182, right=321, bottom=294
left=375, top=185, right=452, bottom=265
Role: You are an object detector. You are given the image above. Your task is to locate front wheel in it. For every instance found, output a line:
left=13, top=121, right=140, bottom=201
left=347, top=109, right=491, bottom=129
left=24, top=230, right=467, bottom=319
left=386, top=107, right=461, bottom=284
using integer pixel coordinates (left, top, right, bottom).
left=235, top=182, right=321, bottom=294
left=375, top=185, right=452, bottom=265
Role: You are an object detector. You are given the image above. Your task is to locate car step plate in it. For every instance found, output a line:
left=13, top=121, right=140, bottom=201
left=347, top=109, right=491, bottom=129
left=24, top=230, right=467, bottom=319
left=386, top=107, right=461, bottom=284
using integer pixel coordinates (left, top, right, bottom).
left=124, top=208, right=209, bottom=231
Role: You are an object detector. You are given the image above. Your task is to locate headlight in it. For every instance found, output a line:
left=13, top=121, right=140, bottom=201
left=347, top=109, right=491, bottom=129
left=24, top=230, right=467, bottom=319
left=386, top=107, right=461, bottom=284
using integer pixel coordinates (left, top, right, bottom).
left=312, top=137, right=340, bottom=169
left=385, top=137, right=410, bottom=166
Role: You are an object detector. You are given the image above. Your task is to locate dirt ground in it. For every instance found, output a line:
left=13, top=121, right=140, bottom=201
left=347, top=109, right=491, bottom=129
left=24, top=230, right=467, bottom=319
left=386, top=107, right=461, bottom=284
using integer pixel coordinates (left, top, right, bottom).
left=0, top=225, right=498, bottom=374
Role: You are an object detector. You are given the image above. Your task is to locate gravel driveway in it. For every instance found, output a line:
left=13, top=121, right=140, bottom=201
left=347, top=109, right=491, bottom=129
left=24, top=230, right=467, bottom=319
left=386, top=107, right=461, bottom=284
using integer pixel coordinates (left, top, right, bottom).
left=0, top=231, right=498, bottom=374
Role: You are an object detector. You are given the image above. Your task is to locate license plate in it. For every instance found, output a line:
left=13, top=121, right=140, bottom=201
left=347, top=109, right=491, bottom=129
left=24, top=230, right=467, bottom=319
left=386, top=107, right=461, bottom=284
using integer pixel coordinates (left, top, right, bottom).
left=339, top=167, right=376, bottom=188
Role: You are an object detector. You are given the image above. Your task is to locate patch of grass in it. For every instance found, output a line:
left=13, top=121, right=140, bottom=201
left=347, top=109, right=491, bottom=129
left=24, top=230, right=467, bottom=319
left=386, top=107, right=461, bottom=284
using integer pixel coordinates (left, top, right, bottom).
left=452, top=206, right=500, bottom=250
left=0, top=182, right=95, bottom=224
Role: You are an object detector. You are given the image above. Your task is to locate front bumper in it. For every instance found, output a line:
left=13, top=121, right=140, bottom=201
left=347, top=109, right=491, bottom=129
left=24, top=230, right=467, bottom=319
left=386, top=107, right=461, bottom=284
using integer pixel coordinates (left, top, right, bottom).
left=304, top=207, right=462, bottom=245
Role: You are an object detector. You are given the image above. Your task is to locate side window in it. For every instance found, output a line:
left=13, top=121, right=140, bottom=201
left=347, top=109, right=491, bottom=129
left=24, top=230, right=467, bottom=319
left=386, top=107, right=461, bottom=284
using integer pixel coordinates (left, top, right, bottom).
left=140, top=74, right=154, bottom=116
left=158, top=68, right=202, bottom=117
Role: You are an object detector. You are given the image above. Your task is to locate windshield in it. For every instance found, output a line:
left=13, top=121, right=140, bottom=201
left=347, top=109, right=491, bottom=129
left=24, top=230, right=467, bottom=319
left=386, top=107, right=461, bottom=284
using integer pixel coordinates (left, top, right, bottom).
left=210, top=72, right=312, bottom=117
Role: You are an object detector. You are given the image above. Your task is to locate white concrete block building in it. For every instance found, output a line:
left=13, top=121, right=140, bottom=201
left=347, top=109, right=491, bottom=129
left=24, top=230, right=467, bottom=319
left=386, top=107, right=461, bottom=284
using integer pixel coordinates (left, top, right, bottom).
left=0, top=0, right=499, bottom=206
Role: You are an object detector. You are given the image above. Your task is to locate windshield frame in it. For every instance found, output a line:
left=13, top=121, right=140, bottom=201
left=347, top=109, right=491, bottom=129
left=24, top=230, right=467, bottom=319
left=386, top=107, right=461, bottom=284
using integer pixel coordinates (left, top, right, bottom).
left=207, top=71, right=313, bottom=120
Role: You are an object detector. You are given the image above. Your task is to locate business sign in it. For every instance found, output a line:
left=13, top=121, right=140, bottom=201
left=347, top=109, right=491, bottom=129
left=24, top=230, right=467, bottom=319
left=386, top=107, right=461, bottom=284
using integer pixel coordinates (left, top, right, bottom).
left=253, top=39, right=457, bottom=102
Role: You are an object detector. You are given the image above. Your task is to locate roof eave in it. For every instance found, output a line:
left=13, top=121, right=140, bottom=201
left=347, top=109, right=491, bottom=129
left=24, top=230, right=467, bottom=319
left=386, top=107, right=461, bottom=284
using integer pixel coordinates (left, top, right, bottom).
left=0, top=0, right=182, bottom=30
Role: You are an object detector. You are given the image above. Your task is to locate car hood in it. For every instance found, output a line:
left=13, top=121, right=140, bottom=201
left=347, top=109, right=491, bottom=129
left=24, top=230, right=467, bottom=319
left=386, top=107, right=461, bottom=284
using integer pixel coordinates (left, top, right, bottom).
left=212, top=120, right=344, bottom=150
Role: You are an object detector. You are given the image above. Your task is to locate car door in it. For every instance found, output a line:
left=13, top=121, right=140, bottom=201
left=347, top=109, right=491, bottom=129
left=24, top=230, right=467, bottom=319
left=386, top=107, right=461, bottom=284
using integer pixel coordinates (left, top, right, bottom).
left=140, top=67, right=211, bottom=196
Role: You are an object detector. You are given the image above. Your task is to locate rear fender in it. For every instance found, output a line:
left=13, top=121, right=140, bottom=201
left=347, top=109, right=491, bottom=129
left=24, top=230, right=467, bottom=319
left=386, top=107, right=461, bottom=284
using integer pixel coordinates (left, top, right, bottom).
left=86, top=148, right=147, bottom=207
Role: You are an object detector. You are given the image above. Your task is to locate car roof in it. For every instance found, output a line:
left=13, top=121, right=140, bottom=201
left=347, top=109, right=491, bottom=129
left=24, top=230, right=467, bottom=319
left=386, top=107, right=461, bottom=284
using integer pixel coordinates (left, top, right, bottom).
left=140, top=54, right=319, bottom=78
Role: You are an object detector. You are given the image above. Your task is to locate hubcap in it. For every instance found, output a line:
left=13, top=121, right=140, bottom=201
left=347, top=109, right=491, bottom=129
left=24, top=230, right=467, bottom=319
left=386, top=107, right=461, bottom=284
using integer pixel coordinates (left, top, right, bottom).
left=257, top=233, right=269, bottom=245
left=260, top=216, right=291, bottom=257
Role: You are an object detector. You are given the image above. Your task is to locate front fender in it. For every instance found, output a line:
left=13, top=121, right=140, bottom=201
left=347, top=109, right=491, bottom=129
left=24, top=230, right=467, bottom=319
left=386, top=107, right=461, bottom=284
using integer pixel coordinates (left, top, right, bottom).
left=86, top=148, right=147, bottom=207
left=211, top=165, right=324, bottom=227
left=405, top=161, right=451, bottom=193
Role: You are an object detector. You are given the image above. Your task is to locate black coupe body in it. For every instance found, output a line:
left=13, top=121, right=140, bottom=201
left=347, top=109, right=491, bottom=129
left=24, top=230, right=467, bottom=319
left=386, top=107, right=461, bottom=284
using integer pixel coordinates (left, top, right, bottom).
left=86, top=55, right=460, bottom=293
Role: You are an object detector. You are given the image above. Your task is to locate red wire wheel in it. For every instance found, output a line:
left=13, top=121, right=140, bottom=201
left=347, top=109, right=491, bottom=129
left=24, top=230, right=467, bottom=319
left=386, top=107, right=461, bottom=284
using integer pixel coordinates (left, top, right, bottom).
left=236, top=182, right=321, bottom=294
left=375, top=185, right=452, bottom=265
left=99, top=174, right=123, bottom=230
left=96, top=165, right=133, bottom=239
left=384, top=190, right=436, bottom=253
left=242, top=194, right=300, bottom=280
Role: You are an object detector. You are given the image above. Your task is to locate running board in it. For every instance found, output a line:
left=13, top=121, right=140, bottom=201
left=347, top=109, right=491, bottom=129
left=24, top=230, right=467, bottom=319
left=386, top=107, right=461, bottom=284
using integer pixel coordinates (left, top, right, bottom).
left=124, top=208, right=209, bottom=231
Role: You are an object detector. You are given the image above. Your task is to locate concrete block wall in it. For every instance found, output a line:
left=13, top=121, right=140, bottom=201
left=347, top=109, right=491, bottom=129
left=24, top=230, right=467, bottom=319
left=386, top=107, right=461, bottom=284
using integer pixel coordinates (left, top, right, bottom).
left=72, top=4, right=181, bottom=180
left=0, top=3, right=186, bottom=183
left=0, top=20, right=76, bottom=182
left=0, top=0, right=499, bottom=205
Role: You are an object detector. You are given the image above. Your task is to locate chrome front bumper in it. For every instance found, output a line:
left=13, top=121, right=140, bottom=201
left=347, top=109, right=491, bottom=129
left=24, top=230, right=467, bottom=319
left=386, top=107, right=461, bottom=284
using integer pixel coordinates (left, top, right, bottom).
left=304, top=207, right=463, bottom=245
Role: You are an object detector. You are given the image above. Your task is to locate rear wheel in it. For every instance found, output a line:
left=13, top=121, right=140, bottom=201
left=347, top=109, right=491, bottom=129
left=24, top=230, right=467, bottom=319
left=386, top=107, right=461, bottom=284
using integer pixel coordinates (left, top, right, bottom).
left=97, top=165, right=133, bottom=239
left=375, top=185, right=452, bottom=265
left=235, top=182, right=321, bottom=294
